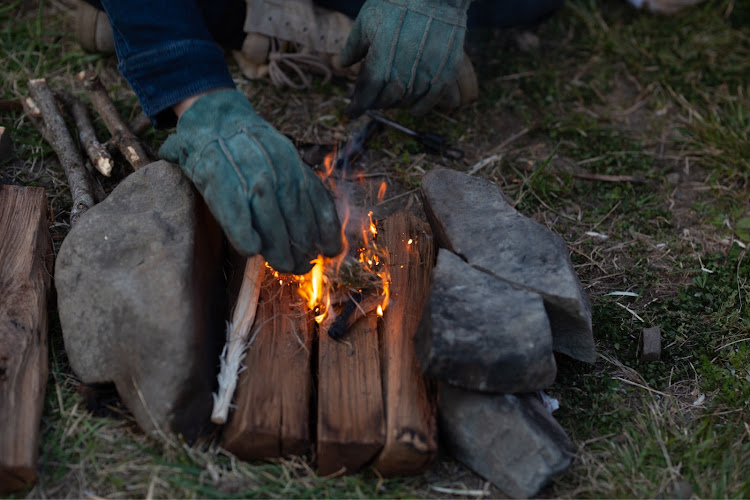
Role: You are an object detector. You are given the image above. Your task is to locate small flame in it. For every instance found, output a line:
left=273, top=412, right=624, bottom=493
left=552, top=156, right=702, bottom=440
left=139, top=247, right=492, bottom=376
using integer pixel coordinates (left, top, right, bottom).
left=295, top=256, right=332, bottom=324
left=377, top=181, right=387, bottom=202
left=378, top=274, right=390, bottom=316
left=321, top=151, right=336, bottom=179
left=407, top=238, right=413, bottom=245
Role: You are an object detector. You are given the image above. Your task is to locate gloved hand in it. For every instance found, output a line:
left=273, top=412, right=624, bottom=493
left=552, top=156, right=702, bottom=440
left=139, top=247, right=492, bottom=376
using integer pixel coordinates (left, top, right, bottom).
left=160, top=89, right=342, bottom=274
left=340, top=0, right=472, bottom=117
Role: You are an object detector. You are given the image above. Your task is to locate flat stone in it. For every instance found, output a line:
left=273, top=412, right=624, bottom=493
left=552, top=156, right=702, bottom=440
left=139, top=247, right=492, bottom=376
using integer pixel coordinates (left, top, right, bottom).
left=439, top=385, right=574, bottom=498
left=416, top=249, right=556, bottom=393
left=421, top=169, right=595, bottom=363
left=641, top=326, right=661, bottom=362
left=56, top=160, right=226, bottom=440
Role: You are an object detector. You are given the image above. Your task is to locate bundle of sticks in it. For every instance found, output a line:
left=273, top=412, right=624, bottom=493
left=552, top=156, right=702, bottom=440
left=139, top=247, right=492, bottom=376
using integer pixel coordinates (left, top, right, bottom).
left=22, top=71, right=152, bottom=226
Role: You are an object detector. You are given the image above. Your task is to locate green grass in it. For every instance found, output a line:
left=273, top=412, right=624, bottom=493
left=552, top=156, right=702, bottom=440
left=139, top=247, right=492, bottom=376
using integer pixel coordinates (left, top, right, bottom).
left=3, top=0, right=750, bottom=497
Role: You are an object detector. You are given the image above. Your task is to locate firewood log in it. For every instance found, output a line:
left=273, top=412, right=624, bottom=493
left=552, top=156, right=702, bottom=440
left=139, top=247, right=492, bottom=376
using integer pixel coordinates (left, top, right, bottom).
left=0, top=185, right=53, bottom=493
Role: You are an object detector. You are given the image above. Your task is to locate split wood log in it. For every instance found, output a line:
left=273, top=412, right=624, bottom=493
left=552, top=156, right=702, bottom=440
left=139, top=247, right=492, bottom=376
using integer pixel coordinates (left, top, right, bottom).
left=373, top=212, right=438, bottom=476
left=222, top=276, right=313, bottom=459
left=56, top=91, right=114, bottom=177
left=0, top=185, right=53, bottom=493
left=0, top=126, right=13, bottom=163
left=27, top=79, right=94, bottom=227
left=211, top=255, right=264, bottom=424
left=76, top=70, right=150, bottom=170
left=317, top=313, right=385, bottom=476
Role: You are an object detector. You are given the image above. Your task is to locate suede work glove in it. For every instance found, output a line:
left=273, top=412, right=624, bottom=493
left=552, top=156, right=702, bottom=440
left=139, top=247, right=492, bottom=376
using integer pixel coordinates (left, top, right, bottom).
left=160, top=89, right=342, bottom=275
left=341, top=0, right=472, bottom=117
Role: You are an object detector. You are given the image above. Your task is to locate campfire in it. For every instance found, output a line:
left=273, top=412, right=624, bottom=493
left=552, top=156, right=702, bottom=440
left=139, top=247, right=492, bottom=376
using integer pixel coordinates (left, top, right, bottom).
left=212, top=149, right=437, bottom=477
left=18, top=73, right=591, bottom=496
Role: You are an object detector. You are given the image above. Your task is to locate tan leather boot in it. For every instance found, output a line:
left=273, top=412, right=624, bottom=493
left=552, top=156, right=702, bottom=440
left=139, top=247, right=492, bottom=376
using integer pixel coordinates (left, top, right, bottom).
left=74, top=0, right=115, bottom=54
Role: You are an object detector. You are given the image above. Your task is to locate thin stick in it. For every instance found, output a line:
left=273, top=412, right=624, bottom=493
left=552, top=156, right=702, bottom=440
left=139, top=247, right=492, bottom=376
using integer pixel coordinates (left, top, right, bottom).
left=572, top=172, right=646, bottom=183
left=56, top=90, right=114, bottom=177
left=27, top=79, right=94, bottom=226
left=211, top=255, right=265, bottom=424
left=128, top=112, right=152, bottom=137
left=327, top=292, right=381, bottom=340
left=76, top=70, right=150, bottom=170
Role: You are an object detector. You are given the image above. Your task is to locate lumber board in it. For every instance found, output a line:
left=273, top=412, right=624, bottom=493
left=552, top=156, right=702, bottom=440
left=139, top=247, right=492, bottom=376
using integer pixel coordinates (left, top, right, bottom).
left=317, top=313, right=385, bottom=476
left=0, top=185, right=52, bottom=493
left=373, top=211, right=438, bottom=476
left=222, top=276, right=313, bottom=459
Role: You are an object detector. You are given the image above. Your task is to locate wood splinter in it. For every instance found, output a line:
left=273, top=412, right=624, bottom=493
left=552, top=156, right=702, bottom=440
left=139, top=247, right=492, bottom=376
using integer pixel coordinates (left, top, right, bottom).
left=211, top=255, right=265, bottom=424
left=26, top=79, right=94, bottom=226
left=76, top=70, right=150, bottom=170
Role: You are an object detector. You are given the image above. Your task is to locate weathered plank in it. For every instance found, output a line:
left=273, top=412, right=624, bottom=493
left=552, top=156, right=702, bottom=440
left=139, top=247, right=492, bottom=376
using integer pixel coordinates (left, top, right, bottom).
left=222, top=276, right=313, bottom=459
left=317, top=313, right=385, bottom=476
left=0, top=185, right=52, bottom=493
left=374, top=211, right=438, bottom=476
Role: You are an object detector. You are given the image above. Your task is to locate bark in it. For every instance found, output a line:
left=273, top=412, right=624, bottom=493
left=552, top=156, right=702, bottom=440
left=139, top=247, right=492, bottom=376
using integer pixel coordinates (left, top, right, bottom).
left=27, top=79, right=94, bottom=226
left=128, top=112, right=152, bottom=137
left=57, top=90, right=113, bottom=177
left=77, top=70, right=150, bottom=170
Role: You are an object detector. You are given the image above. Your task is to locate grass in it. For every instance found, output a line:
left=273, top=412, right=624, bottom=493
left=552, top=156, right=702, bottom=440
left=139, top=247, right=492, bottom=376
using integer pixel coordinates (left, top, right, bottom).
left=2, top=0, right=749, bottom=497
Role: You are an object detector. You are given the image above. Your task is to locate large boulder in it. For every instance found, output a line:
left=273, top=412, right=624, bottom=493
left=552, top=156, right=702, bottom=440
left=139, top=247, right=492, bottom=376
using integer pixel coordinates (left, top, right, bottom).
left=56, top=161, right=226, bottom=440
left=420, top=169, right=595, bottom=363
left=416, top=249, right=556, bottom=393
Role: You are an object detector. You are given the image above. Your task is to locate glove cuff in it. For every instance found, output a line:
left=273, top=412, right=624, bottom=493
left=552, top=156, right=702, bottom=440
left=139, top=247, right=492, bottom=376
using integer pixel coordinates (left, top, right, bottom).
left=176, top=89, right=255, bottom=134
left=384, top=0, right=472, bottom=24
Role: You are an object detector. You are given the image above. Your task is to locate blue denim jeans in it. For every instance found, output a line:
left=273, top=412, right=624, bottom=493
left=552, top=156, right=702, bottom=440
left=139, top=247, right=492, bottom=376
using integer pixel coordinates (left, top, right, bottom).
left=89, top=0, right=563, bottom=127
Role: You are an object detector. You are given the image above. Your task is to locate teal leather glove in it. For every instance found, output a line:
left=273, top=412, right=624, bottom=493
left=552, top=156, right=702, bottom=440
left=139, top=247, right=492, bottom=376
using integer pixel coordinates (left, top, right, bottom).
left=341, top=0, right=472, bottom=117
left=160, top=89, right=342, bottom=274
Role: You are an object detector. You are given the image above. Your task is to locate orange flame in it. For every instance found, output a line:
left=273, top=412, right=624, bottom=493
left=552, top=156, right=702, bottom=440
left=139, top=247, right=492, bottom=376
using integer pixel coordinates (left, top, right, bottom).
left=321, top=149, right=336, bottom=180
left=377, top=181, right=387, bottom=202
left=269, top=151, right=392, bottom=326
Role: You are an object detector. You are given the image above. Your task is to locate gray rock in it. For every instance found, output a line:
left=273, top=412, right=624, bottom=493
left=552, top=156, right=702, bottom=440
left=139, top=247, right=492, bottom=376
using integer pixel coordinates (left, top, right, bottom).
left=56, top=160, right=226, bottom=440
left=439, top=385, right=574, bottom=498
left=641, top=326, right=661, bottom=362
left=421, top=169, right=595, bottom=363
left=416, top=249, right=556, bottom=393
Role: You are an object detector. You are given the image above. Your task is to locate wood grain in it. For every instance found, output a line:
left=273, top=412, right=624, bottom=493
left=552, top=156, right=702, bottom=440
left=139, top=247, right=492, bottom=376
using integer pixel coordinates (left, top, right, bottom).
left=373, top=211, right=438, bottom=476
left=222, top=277, right=313, bottom=459
left=317, top=313, right=385, bottom=476
left=0, top=185, right=52, bottom=493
